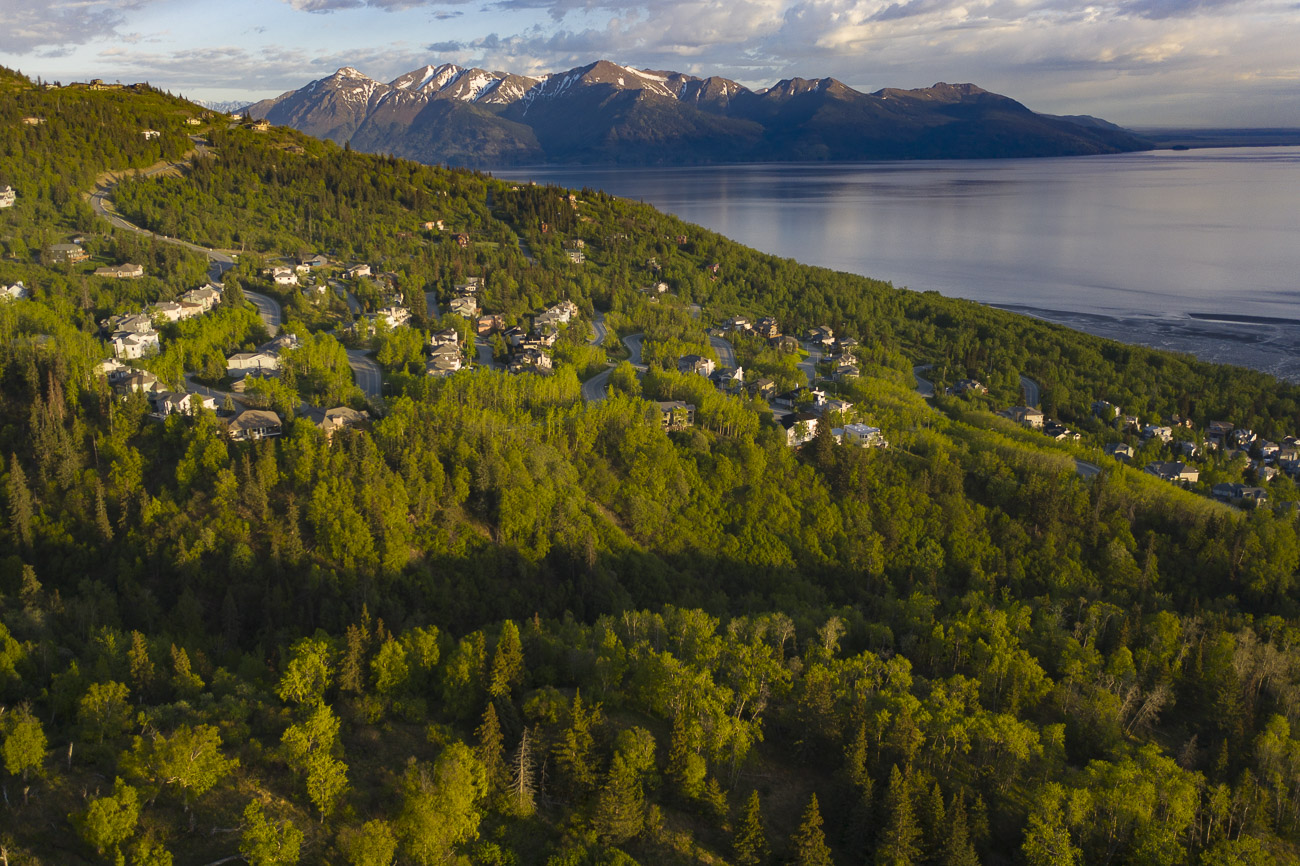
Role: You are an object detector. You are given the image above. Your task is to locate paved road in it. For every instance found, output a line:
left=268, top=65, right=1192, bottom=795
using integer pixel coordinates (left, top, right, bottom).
left=589, top=310, right=607, bottom=347
left=799, top=344, right=823, bottom=387
left=582, top=333, right=647, bottom=403
left=1075, top=459, right=1101, bottom=478
left=425, top=290, right=441, bottom=320
left=1020, top=375, right=1041, bottom=408
left=347, top=349, right=383, bottom=398
left=913, top=365, right=936, bottom=398
left=476, top=342, right=498, bottom=371
left=624, top=333, right=645, bottom=365
left=330, top=280, right=361, bottom=316
left=710, top=335, right=736, bottom=369
left=243, top=290, right=282, bottom=336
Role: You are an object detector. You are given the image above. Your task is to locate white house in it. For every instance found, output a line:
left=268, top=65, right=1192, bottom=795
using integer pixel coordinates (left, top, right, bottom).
left=842, top=423, right=888, bottom=448
left=1, top=282, right=29, bottom=301
left=226, top=351, right=280, bottom=377
left=373, top=306, right=411, bottom=328
left=449, top=296, right=478, bottom=318
left=141, top=129, right=161, bottom=140
left=93, top=263, right=144, bottom=279
left=780, top=412, right=820, bottom=447
left=226, top=409, right=282, bottom=441
left=112, top=329, right=160, bottom=359
left=268, top=267, right=298, bottom=286
left=347, top=263, right=372, bottom=279
left=0, top=185, right=15, bottom=208
left=180, top=285, right=222, bottom=312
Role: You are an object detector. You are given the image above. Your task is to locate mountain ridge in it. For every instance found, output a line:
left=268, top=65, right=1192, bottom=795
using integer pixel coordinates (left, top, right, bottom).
left=245, top=60, right=1153, bottom=167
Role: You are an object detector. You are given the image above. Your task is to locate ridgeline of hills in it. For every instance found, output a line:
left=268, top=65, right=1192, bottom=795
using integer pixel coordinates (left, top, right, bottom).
left=244, top=60, right=1152, bottom=167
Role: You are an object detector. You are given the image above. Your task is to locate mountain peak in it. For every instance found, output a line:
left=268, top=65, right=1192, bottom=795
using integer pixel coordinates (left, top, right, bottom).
left=333, top=67, right=368, bottom=79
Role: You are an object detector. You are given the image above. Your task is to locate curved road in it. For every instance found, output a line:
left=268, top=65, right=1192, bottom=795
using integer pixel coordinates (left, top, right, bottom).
left=582, top=333, right=646, bottom=402
left=1020, top=375, right=1041, bottom=408
left=799, top=344, right=823, bottom=387
left=589, top=310, right=608, bottom=347
left=709, top=335, right=736, bottom=369
left=913, top=365, right=936, bottom=399
left=243, top=290, right=282, bottom=336
left=346, top=349, right=383, bottom=399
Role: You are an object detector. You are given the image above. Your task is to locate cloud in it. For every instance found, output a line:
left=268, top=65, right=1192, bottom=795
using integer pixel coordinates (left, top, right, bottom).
left=0, top=0, right=136, bottom=54
left=284, top=0, right=474, bottom=11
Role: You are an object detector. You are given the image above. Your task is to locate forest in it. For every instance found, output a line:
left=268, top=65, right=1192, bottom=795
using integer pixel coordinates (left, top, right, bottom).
left=2, top=64, right=1300, bottom=865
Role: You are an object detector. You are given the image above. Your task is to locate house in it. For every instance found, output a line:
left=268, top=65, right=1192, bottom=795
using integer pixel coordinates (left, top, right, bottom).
left=1231, top=428, right=1257, bottom=448
left=96, top=358, right=130, bottom=383
left=449, top=296, right=478, bottom=318
left=149, top=391, right=216, bottom=419
left=476, top=314, right=504, bottom=335
left=94, top=263, right=144, bottom=279
left=567, top=238, right=586, bottom=250
left=180, top=285, right=222, bottom=312
left=249, top=119, right=271, bottom=132
left=117, top=370, right=161, bottom=395
left=297, top=253, right=329, bottom=270
left=347, top=263, right=372, bottom=279
left=508, top=347, right=553, bottom=374
left=818, top=398, right=854, bottom=418
left=226, top=351, right=280, bottom=378
left=302, top=406, right=369, bottom=441
left=712, top=367, right=745, bottom=393
left=749, top=378, right=777, bottom=400
left=267, top=266, right=298, bottom=286
left=259, top=333, right=300, bottom=355
left=835, top=337, right=860, bottom=353
left=151, top=301, right=187, bottom=322
left=756, top=317, right=780, bottom=340
left=1207, top=421, right=1235, bottom=444
left=0, top=185, right=15, bottom=208
left=1002, top=406, right=1045, bottom=429
left=185, top=117, right=202, bottom=126
left=100, top=312, right=153, bottom=336
left=20, top=117, right=44, bottom=126
left=806, top=326, right=835, bottom=347
left=423, top=220, right=445, bottom=231
left=954, top=379, right=987, bottom=396
left=780, top=412, right=820, bottom=448
left=567, top=250, right=585, bottom=264
left=141, top=129, right=160, bottom=140
left=1044, top=421, right=1081, bottom=442
left=724, top=316, right=751, bottom=332
left=678, top=355, right=715, bottom=378
left=112, top=329, right=160, bottom=359
left=426, top=344, right=463, bottom=374
left=523, top=329, right=558, bottom=350
left=1143, top=461, right=1199, bottom=485
left=777, top=335, right=800, bottom=353
left=49, top=243, right=89, bottom=264
left=1142, top=424, right=1174, bottom=443
left=1092, top=400, right=1121, bottom=421
left=656, top=401, right=695, bottom=431
left=503, top=326, right=527, bottom=347
left=429, top=328, right=461, bottom=348
left=641, top=282, right=669, bottom=295
left=453, top=277, right=481, bottom=295
left=842, top=423, right=888, bottom=448
left=535, top=300, right=580, bottom=330
left=373, top=306, right=411, bottom=328
left=1104, top=442, right=1135, bottom=462
left=833, top=360, right=860, bottom=382
left=455, top=233, right=470, bottom=247
left=226, top=409, right=282, bottom=441
left=1212, top=483, right=1269, bottom=507
left=1259, top=441, right=1281, bottom=459
left=773, top=386, right=827, bottom=411
left=1178, top=440, right=1202, bottom=459
left=1, top=282, right=29, bottom=301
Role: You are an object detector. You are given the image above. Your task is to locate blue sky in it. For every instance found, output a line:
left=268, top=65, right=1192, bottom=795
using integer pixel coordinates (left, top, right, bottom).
left=1, top=0, right=1298, bottom=126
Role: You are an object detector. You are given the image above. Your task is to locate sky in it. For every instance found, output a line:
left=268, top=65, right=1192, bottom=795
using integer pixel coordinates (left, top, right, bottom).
left=1, top=0, right=1298, bottom=126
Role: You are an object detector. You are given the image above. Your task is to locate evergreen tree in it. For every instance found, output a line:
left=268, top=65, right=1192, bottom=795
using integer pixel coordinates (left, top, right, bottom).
left=475, top=702, right=508, bottom=793
left=555, top=690, right=599, bottom=796
left=792, top=794, right=833, bottom=866
left=733, top=790, right=770, bottom=866
left=6, top=453, right=34, bottom=548
left=592, top=753, right=645, bottom=844
left=488, top=619, right=524, bottom=699
left=941, top=792, right=979, bottom=866
left=876, top=766, right=920, bottom=866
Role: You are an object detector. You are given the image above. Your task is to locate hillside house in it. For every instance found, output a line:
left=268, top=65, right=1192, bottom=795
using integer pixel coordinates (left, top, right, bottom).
left=567, top=250, right=585, bottom=264
left=1002, top=406, right=1045, bottom=429
left=151, top=301, right=188, bottom=323
left=954, top=379, right=987, bottom=395
left=0, top=185, right=14, bottom=208
left=656, top=401, right=695, bottom=431
left=94, top=263, right=144, bottom=279
left=1212, top=483, right=1269, bottom=507
left=429, top=328, right=461, bottom=348
left=780, top=412, right=820, bottom=448
left=226, top=409, right=282, bottom=441
left=833, top=360, right=860, bottom=382
left=1104, top=442, right=1135, bottom=462
left=373, top=306, right=411, bottom=329
left=302, top=406, right=369, bottom=442
left=449, top=296, right=478, bottom=318
left=149, top=391, right=216, bottom=419
left=508, top=347, right=553, bottom=375
left=226, top=351, right=280, bottom=378
left=49, top=243, right=88, bottom=264
left=842, top=423, right=888, bottom=448
left=118, top=370, right=161, bottom=395
left=1142, top=424, right=1174, bottom=443
left=476, top=314, right=504, bottom=335
left=347, top=263, right=371, bottom=279
left=425, top=344, right=462, bottom=376
left=1144, top=461, right=1199, bottom=485
left=112, top=329, right=160, bottom=360
left=1, top=282, right=29, bottom=301
left=180, top=285, right=222, bottom=311
left=1092, top=400, right=1121, bottom=420
left=756, top=317, right=780, bottom=340
left=678, top=355, right=715, bottom=378
left=267, top=267, right=298, bottom=286
left=712, top=367, right=745, bottom=394
left=101, top=312, right=154, bottom=335
left=97, top=358, right=130, bottom=383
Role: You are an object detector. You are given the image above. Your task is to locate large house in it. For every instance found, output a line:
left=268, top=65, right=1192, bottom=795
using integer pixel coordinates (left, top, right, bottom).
left=1, top=282, right=29, bottom=302
left=534, top=300, right=580, bottom=330
left=226, top=409, right=283, bottom=441
left=93, top=263, right=144, bottom=279
left=49, top=243, right=88, bottom=264
left=656, top=401, right=695, bottom=431
left=267, top=267, right=298, bottom=286
left=0, top=185, right=15, bottom=208
left=112, top=329, right=160, bottom=359
left=678, top=355, right=715, bottom=378
left=842, top=423, right=888, bottom=448
left=1002, top=406, right=1045, bottom=429
left=226, top=351, right=280, bottom=377
left=1144, top=461, right=1200, bottom=485
left=149, top=391, right=217, bottom=419
left=780, top=412, right=820, bottom=448
left=449, top=296, right=478, bottom=318
left=180, top=285, right=222, bottom=312
left=302, top=406, right=368, bottom=442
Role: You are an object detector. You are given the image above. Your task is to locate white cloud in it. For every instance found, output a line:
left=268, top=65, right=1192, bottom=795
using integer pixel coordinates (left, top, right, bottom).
left=0, top=0, right=139, bottom=54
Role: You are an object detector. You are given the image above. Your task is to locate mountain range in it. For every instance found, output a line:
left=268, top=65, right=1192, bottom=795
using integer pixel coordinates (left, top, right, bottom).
left=245, top=60, right=1152, bottom=167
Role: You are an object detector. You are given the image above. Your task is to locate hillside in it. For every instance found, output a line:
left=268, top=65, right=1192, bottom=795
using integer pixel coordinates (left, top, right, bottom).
left=244, top=60, right=1152, bottom=167
left=2, top=64, right=1300, bottom=866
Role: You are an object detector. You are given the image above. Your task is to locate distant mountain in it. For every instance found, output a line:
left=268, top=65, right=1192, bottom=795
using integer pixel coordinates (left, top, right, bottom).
left=195, top=98, right=250, bottom=114
left=246, top=60, right=1152, bottom=167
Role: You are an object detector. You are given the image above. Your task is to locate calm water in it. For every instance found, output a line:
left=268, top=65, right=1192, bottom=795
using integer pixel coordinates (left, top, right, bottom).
left=497, top=148, right=1300, bottom=378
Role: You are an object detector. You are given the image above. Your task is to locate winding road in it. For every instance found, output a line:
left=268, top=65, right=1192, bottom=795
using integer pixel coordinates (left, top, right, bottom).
left=582, top=333, right=646, bottom=403
left=913, top=365, right=936, bottom=398
left=347, top=350, right=383, bottom=399
left=1020, top=375, right=1041, bottom=408
left=243, top=290, right=282, bottom=336
left=710, top=335, right=736, bottom=369
left=589, top=310, right=608, bottom=347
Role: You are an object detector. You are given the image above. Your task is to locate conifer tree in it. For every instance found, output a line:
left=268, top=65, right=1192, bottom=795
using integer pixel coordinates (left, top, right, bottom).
left=6, top=454, right=33, bottom=548
left=555, top=690, right=600, bottom=796
left=733, top=790, right=770, bottom=866
left=941, top=792, right=979, bottom=866
left=475, top=702, right=508, bottom=792
left=876, top=766, right=920, bottom=866
left=488, top=619, right=524, bottom=699
left=792, top=794, right=833, bottom=866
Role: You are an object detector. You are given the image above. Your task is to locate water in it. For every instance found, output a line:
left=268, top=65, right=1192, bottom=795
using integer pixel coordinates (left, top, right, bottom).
left=495, top=148, right=1300, bottom=379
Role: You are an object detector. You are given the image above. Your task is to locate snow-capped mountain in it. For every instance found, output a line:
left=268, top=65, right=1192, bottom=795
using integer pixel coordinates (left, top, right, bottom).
left=244, top=60, right=1150, bottom=167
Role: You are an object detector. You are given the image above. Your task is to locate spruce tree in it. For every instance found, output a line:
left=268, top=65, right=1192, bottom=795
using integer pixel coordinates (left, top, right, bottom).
left=474, top=702, right=508, bottom=793
left=488, top=620, right=524, bottom=699
left=941, top=792, right=979, bottom=866
left=876, top=766, right=920, bottom=866
left=792, top=794, right=833, bottom=866
left=733, top=790, right=770, bottom=866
